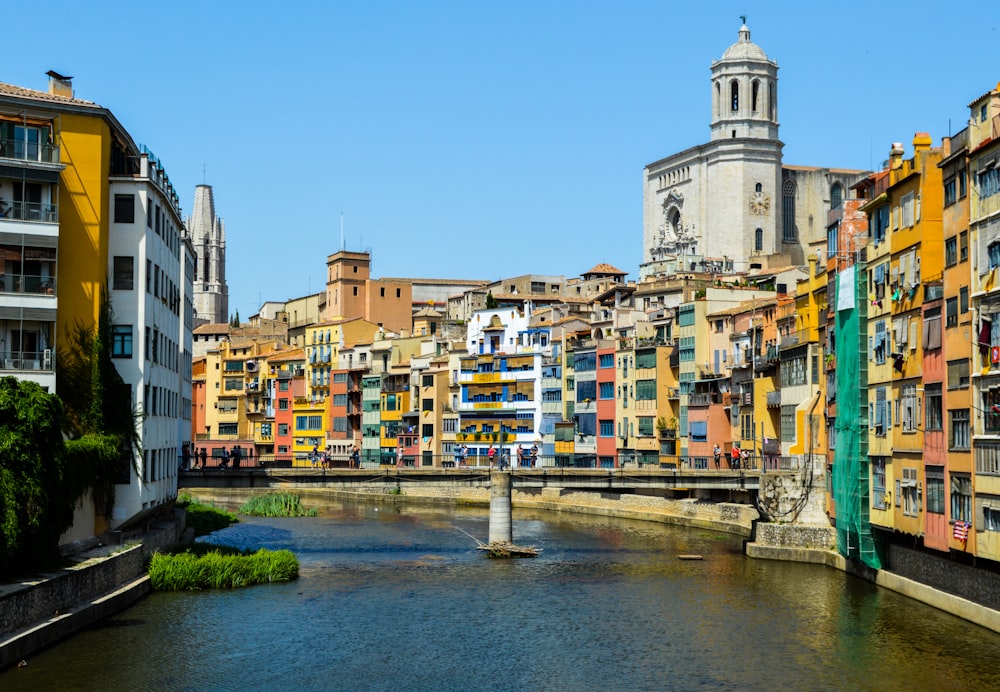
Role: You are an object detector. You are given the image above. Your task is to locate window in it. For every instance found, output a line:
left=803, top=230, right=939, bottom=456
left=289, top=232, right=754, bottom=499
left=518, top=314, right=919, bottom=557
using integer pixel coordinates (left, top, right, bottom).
left=947, top=359, right=969, bottom=389
left=599, top=420, right=614, bottom=437
left=689, top=420, right=707, bottom=442
left=951, top=473, right=972, bottom=522
left=730, top=80, right=739, bottom=111
left=872, top=458, right=887, bottom=509
left=945, top=237, right=957, bottom=266
left=218, top=423, right=238, bottom=436
left=636, top=379, right=656, bottom=400
left=950, top=409, right=970, bottom=450
left=946, top=298, right=958, bottom=328
left=278, top=423, right=289, bottom=436
left=782, top=180, right=796, bottom=242
left=635, top=351, right=656, bottom=369
left=279, top=380, right=289, bottom=391
left=944, top=177, right=957, bottom=206
left=901, top=467, right=919, bottom=516
left=990, top=242, right=1000, bottom=270
left=755, top=227, right=763, bottom=252
left=599, top=353, right=614, bottom=368
left=278, top=398, right=289, bottom=411
left=901, top=384, right=919, bottom=432
left=780, top=405, right=796, bottom=442
left=901, top=192, right=915, bottom=227
left=960, top=230, right=968, bottom=261
left=925, top=383, right=942, bottom=430
left=638, top=417, right=654, bottom=436
left=830, top=183, right=843, bottom=210
left=421, top=424, right=433, bottom=437
left=981, top=168, right=1000, bottom=199
left=422, top=398, right=434, bottom=411
left=576, top=380, right=596, bottom=402
left=114, top=194, right=135, bottom=223
left=113, top=256, right=134, bottom=290
left=982, top=104, right=989, bottom=122
left=960, top=287, right=969, bottom=314
left=827, top=224, right=838, bottom=258
left=573, top=353, right=596, bottom=371
left=111, top=325, right=132, bottom=358
left=959, top=170, right=967, bottom=199
left=751, top=80, right=759, bottom=112
left=599, top=381, right=614, bottom=399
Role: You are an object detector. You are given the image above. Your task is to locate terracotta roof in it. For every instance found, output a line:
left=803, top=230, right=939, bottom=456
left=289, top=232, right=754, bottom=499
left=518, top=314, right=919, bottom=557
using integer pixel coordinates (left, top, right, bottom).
left=706, top=297, right=777, bottom=319
left=267, top=347, right=305, bottom=363
left=193, top=323, right=230, bottom=334
left=0, top=81, right=98, bottom=107
left=584, top=263, right=628, bottom=276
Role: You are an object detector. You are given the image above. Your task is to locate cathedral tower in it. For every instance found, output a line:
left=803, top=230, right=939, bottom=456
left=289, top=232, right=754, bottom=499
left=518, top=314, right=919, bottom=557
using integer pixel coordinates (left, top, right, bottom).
left=188, top=184, right=229, bottom=325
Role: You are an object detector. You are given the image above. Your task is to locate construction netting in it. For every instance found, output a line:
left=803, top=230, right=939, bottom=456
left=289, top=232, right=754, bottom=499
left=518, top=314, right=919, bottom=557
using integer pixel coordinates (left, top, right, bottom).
left=833, top=264, right=882, bottom=569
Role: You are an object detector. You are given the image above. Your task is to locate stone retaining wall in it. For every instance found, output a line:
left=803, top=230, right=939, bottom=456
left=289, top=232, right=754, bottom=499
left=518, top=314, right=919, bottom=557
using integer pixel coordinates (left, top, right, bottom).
left=0, top=510, right=184, bottom=639
left=754, top=523, right=836, bottom=550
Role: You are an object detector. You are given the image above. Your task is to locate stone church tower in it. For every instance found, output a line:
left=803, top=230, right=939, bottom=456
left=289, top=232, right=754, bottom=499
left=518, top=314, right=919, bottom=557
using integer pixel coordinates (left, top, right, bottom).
left=643, top=22, right=783, bottom=273
left=188, top=184, right=229, bottom=325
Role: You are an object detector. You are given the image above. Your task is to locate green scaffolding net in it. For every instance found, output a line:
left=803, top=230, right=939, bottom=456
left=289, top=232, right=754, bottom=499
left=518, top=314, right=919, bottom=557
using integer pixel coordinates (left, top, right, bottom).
left=833, top=263, right=881, bottom=569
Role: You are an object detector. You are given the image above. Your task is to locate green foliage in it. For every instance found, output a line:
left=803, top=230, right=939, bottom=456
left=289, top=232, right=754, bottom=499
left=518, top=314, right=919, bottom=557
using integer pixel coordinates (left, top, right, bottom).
left=238, top=493, right=318, bottom=517
left=177, top=494, right=238, bottom=535
left=485, top=291, right=497, bottom=309
left=148, top=547, right=299, bottom=590
left=57, top=285, right=142, bottom=517
left=0, top=377, right=81, bottom=575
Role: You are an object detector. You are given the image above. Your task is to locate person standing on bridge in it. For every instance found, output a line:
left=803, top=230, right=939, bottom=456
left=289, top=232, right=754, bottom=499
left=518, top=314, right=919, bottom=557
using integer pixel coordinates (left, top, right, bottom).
left=730, top=444, right=740, bottom=470
left=713, top=445, right=721, bottom=469
left=199, top=447, right=207, bottom=469
left=487, top=444, right=496, bottom=468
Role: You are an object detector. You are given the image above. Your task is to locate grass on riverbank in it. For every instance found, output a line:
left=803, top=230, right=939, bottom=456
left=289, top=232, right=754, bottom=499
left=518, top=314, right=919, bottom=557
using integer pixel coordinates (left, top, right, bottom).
left=239, top=493, right=318, bottom=517
left=148, top=545, right=299, bottom=590
left=177, top=494, right=238, bottom=536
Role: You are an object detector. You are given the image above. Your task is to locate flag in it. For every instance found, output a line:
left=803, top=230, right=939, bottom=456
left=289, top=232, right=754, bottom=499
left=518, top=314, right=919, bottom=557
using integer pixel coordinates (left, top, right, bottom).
left=953, top=521, right=970, bottom=541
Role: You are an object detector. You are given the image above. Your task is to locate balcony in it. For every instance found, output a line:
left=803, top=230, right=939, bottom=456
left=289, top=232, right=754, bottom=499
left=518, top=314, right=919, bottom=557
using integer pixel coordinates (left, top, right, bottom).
left=0, top=136, right=60, bottom=164
left=0, top=273, right=56, bottom=295
left=0, top=201, right=59, bottom=224
left=766, top=391, right=782, bottom=408
left=1, top=349, right=53, bottom=371
left=657, top=427, right=677, bottom=440
left=689, top=392, right=720, bottom=406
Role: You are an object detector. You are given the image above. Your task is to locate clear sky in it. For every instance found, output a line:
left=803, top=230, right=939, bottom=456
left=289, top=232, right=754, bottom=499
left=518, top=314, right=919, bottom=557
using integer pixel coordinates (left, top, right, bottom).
left=5, top=2, right=998, bottom=318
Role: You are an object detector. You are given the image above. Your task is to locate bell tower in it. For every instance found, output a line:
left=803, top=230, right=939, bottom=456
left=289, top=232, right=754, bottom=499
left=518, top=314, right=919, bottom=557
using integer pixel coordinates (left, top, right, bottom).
left=710, top=21, right=779, bottom=142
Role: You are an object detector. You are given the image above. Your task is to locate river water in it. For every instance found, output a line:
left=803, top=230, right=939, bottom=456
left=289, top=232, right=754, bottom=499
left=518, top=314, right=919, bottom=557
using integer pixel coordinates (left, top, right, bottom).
left=4, top=499, right=1000, bottom=691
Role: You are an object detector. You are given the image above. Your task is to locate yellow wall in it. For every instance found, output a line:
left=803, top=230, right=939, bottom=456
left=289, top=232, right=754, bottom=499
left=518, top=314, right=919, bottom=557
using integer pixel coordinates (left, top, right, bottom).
left=56, top=113, right=111, bottom=338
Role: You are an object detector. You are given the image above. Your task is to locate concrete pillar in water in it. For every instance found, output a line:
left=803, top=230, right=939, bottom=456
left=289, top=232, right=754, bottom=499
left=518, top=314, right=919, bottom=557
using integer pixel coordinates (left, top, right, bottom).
left=489, top=470, right=512, bottom=544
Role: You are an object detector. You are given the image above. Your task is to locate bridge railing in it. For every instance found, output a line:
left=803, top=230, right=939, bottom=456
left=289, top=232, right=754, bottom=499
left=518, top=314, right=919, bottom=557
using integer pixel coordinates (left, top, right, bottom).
left=181, top=451, right=765, bottom=472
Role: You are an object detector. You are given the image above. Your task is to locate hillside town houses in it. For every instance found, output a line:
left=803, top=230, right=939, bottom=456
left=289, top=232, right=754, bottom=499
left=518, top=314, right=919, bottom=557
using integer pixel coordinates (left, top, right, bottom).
left=2, top=23, right=1000, bottom=573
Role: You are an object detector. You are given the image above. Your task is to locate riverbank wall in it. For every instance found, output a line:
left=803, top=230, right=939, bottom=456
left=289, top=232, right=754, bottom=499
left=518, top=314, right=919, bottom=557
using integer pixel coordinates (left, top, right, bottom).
left=0, top=509, right=186, bottom=671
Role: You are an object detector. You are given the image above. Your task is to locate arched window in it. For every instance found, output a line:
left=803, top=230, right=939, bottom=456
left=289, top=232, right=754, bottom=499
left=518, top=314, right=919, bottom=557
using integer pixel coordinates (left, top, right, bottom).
left=768, top=82, right=776, bottom=120
left=755, top=228, right=763, bottom=252
left=755, top=183, right=763, bottom=193
left=751, top=80, right=760, bottom=113
left=782, top=180, right=797, bottom=243
left=714, top=82, right=721, bottom=118
left=730, top=80, right=739, bottom=112
left=830, top=183, right=843, bottom=210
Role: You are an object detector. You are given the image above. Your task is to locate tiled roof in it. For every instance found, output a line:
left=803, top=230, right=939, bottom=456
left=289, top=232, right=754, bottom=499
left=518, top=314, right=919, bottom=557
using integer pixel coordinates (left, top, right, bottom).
left=0, top=81, right=97, bottom=107
left=193, top=323, right=230, bottom=334
left=584, top=263, right=627, bottom=276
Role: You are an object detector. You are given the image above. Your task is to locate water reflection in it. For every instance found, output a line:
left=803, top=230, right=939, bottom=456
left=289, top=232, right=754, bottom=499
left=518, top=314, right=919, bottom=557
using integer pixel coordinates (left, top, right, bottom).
left=4, top=498, right=1000, bottom=691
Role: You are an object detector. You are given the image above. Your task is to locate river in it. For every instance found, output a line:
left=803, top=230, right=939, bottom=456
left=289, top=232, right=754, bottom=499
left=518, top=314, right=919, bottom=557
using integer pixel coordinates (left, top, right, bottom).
left=3, top=499, right=999, bottom=691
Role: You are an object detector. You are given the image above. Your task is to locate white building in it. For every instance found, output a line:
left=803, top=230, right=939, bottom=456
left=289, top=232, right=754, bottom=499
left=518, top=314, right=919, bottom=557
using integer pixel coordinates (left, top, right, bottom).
left=642, top=22, right=865, bottom=276
left=108, top=150, right=195, bottom=523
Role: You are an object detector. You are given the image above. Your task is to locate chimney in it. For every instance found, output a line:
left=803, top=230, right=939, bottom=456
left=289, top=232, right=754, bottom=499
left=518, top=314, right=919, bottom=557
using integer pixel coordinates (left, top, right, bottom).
left=889, top=142, right=905, bottom=171
left=46, top=70, right=74, bottom=98
left=912, top=132, right=932, bottom=153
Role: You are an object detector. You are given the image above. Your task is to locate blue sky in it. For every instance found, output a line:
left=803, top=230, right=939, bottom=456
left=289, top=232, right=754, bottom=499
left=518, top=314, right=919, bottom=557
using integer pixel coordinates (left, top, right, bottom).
left=6, top=2, right=998, bottom=318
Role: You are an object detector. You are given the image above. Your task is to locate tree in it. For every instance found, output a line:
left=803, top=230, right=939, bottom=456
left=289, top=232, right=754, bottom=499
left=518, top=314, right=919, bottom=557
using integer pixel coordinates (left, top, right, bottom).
left=230, top=310, right=241, bottom=327
left=0, top=377, right=82, bottom=575
left=485, top=292, right=497, bottom=309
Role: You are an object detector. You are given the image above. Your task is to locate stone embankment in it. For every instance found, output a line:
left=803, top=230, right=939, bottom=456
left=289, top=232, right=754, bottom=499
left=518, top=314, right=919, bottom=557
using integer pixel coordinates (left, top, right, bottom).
left=0, top=509, right=187, bottom=671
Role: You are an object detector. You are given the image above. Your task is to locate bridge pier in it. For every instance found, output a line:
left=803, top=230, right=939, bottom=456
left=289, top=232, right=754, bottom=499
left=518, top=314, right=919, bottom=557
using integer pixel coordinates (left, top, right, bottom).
left=488, top=470, right=512, bottom=544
